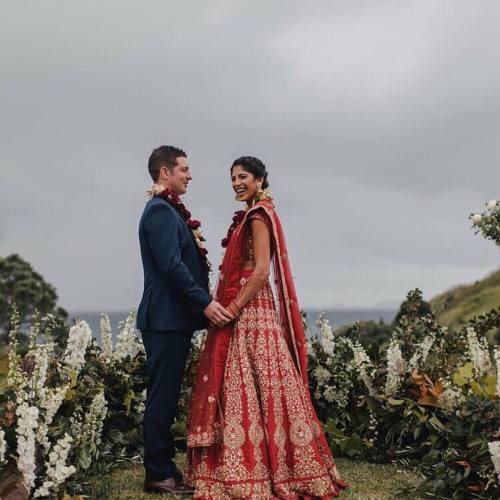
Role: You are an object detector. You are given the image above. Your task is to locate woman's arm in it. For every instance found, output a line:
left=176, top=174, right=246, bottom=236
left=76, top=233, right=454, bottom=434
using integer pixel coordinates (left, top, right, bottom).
left=227, top=218, right=271, bottom=319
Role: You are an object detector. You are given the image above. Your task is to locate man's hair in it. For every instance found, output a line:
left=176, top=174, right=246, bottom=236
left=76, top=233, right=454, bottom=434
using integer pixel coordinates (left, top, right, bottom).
left=148, top=145, right=187, bottom=182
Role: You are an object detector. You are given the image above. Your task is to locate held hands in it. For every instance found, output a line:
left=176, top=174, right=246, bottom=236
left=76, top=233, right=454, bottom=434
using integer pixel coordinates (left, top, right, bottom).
left=203, top=300, right=233, bottom=327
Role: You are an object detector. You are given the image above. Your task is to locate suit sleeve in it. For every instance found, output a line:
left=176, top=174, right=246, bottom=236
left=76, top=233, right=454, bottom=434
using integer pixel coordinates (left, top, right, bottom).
left=144, top=203, right=211, bottom=315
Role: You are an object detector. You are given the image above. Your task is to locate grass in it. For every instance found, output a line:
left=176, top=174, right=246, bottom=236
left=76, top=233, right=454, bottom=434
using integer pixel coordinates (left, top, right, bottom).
left=430, top=268, right=500, bottom=333
left=98, top=457, right=421, bottom=499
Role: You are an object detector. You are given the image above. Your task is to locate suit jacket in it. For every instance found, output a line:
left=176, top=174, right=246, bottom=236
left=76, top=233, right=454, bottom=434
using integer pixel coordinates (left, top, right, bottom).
left=137, top=196, right=211, bottom=332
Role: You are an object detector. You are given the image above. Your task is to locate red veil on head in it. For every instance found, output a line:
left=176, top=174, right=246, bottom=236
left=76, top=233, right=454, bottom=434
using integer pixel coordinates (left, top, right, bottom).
left=187, top=200, right=308, bottom=448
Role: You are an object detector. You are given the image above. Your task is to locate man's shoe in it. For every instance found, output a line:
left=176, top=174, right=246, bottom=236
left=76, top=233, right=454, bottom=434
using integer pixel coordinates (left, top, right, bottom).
left=144, top=476, right=195, bottom=495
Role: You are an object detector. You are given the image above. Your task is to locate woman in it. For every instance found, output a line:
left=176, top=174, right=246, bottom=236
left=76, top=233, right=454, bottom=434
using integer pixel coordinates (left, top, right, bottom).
left=187, top=157, right=347, bottom=498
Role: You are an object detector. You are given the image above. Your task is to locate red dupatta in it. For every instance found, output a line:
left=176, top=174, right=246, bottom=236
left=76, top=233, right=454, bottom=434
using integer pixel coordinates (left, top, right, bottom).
left=187, top=199, right=308, bottom=448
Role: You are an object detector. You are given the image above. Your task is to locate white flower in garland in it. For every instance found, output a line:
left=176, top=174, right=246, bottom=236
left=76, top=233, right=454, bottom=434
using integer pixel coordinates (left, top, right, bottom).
left=488, top=439, right=500, bottom=484
left=63, top=321, right=92, bottom=373
left=0, top=429, right=7, bottom=465
left=100, top=313, right=113, bottom=361
left=466, top=326, right=491, bottom=378
left=15, top=403, right=39, bottom=492
left=114, top=311, right=143, bottom=361
left=384, top=338, right=405, bottom=397
left=34, top=433, right=76, bottom=498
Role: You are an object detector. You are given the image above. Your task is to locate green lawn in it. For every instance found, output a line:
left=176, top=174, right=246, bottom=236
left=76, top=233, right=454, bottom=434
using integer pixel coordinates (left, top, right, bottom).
left=97, top=457, right=421, bottom=499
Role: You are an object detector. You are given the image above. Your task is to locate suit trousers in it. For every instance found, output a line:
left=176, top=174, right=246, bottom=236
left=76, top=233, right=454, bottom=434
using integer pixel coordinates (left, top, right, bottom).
left=141, top=329, right=193, bottom=481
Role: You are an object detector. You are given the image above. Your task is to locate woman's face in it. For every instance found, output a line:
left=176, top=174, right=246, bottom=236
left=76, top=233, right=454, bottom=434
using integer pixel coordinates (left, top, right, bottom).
left=231, top=165, right=261, bottom=203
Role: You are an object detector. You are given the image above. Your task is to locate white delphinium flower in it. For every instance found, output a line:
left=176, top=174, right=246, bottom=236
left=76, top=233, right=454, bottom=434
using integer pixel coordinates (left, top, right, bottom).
left=0, top=429, right=7, bottom=464
left=466, top=326, right=491, bottom=377
left=114, top=311, right=143, bottom=361
left=313, top=366, right=331, bottom=386
left=7, top=308, right=25, bottom=390
left=471, top=214, right=482, bottom=225
left=409, top=331, right=436, bottom=370
left=34, top=433, right=76, bottom=498
left=15, top=403, right=39, bottom=492
left=488, top=440, right=500, bottom=483
left=347, top=339, right=377, bottom=396
left=317, top=314, right=335, bottom=357
left=37, top=384, right=70, bottom=448
left=100, top=313, right=113, bottom=361
left=486, top=199, right=498, bottom=211
left=69, top=406, right=84, bottom=442
left=384, top=338, right=405, bottom=397
left=29, top=343, right=54, bottom=402
left=81, top=390, right=108, bottom=453
left=63, top=321, right=92, bottom=372
left=28, top=314, right=41, bottom=350
left=494, top=348, right=500, bottom=399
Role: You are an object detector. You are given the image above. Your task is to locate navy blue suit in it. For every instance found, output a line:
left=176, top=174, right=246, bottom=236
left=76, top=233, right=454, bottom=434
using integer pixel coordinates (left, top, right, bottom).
left=137, top=196, right=211, bottom=481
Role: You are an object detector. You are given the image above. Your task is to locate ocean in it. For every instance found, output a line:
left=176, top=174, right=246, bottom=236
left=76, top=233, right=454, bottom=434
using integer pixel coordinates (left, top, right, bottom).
left=70, top=308, right=397, bottom=343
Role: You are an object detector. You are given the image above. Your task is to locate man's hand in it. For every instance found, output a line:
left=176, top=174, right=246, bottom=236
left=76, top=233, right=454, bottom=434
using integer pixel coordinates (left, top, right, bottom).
left=203, top=300, right=233, bottom=327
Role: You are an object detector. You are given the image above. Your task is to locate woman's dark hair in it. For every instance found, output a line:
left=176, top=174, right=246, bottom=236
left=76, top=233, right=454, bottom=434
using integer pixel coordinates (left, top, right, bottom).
left=148, top=145, right=187, bottom=182
left=231, top=156, right=269, bottom=189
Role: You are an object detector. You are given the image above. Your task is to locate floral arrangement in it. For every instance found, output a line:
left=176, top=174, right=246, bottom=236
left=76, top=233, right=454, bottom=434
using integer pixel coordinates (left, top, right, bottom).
left=471, top=198, right=500, bottom=246
left=0, top=309, right=147, bottom=499
left=308, top=292, right=500, bottom=498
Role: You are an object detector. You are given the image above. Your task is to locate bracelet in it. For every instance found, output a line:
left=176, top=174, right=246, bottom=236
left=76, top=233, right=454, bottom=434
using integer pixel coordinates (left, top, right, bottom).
left=228, top=301, right=242, bottom=318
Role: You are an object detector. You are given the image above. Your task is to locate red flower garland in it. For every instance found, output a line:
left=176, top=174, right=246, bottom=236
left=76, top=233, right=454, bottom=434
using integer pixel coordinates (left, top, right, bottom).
left=221, top=210, right=247, bottom=248
left=154, top=186, right=210, bottom=265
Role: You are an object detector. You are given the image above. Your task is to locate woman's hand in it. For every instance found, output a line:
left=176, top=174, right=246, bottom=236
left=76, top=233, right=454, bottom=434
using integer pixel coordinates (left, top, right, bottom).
left=227, top=301, right=242, bottom=321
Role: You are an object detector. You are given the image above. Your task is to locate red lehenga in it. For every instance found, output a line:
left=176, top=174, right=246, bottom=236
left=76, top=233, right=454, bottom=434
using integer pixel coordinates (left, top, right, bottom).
left=187, top=199, right=347, bottom=499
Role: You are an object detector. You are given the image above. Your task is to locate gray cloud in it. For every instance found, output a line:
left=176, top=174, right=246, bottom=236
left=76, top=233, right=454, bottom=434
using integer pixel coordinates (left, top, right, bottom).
left=1, top=0, right=498, bottom=311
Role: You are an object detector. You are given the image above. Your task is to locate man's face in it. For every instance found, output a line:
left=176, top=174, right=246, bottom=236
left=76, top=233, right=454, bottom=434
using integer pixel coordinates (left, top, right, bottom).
left=164, top=156, right=192, bottom=195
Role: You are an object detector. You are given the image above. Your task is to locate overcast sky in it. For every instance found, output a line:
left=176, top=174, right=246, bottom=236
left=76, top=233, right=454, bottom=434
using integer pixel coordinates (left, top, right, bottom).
left=1, top=1, right=499, bottom=312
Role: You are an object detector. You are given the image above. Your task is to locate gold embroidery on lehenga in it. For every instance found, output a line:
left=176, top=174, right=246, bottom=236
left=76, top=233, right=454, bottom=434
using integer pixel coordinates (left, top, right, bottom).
left=190, top=278, right=345, bottom=498
left=290, top=420, right=313, bottom=447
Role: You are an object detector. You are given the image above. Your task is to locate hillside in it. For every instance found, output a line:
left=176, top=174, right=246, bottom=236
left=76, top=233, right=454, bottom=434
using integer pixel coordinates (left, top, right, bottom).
left=430, top=268, right=500, bottom=330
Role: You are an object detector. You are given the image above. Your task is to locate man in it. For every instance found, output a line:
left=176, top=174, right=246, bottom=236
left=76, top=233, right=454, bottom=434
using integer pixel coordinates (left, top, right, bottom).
left=137, top=145, right=232, bottom=495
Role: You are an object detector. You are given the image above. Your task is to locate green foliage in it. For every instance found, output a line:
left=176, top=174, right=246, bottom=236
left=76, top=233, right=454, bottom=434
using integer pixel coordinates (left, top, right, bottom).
left=336, top=320, right=393, bottom=358
left=0, top=254, right=67, bottom=337
left=392, top=291, right=432, bottom=329
left=309, top=289, right=500, bottom=498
